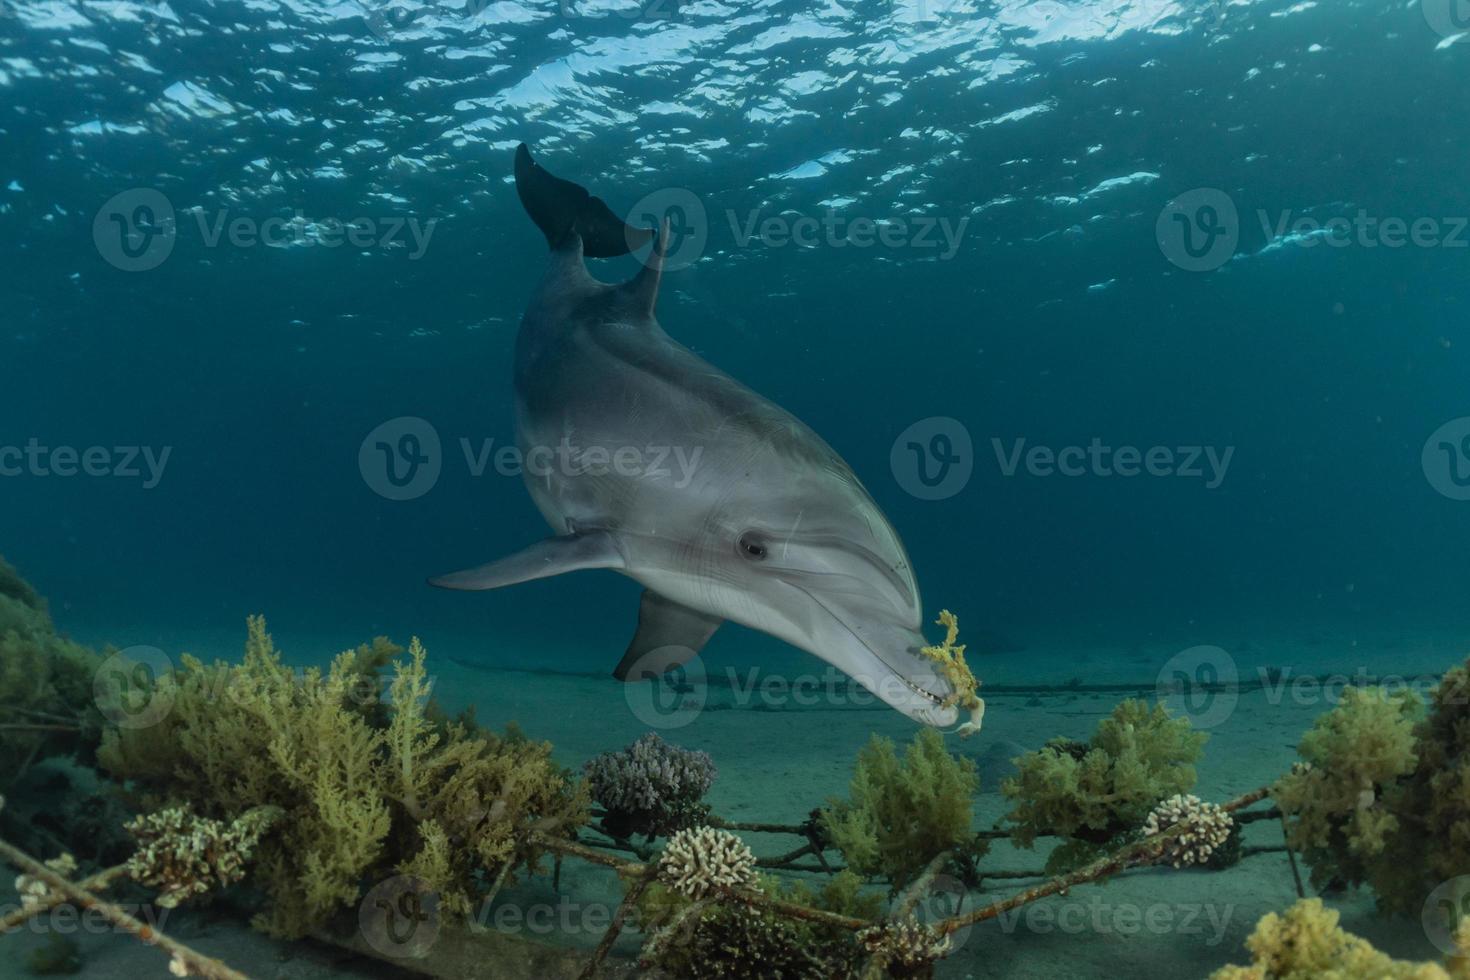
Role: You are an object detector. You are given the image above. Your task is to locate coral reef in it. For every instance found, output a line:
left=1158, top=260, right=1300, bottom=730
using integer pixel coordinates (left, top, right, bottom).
left=1140, top=793, right=1234, bottom=868
left=97, top=617, right=588, bottom=936
left=820, top=728, right=983, bottom=888
left=636, top=870, right=881, bottom=979
left=124, top=804, right=281, bottom=908
left=918, top=610, right=984, bottom=736
left=1209, top=898, right=1470, bottom=979
left=585, top=732, right=716, bottom=839
left=658, top=825, right=758, bottom=900
left=0, top=557, right=103, bottom=785
left=1274, top=663, right=1470, bottom=916
left=1002, top=698, right=1206, bottom=872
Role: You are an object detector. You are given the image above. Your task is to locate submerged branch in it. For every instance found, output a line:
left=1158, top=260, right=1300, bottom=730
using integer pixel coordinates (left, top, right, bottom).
left=0, top=836, right=252, bottom=980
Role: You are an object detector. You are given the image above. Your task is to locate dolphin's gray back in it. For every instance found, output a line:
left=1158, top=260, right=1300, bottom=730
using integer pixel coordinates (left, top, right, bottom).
left=513, top=259, right=851, bottom=539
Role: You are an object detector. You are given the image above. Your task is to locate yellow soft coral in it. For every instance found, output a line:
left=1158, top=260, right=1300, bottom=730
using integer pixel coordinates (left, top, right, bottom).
left=1210, top=898, right=1470, bottom=980
left=919, top=610, right=985, bottom=736
left=99, top=617, right=588, bottom=938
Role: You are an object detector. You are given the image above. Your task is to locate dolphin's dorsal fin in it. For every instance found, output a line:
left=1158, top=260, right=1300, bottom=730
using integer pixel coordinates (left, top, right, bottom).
left=428, top=531, right=624, bottom=591
left=513, top=144, right=654, bottom=258
left=621, top=217, right=670, bottom=317
left=613, top=589, right=722, bottom=680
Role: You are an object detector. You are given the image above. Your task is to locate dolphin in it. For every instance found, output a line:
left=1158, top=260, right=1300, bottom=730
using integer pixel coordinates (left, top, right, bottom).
left=430, top=145, right=965, bottom=729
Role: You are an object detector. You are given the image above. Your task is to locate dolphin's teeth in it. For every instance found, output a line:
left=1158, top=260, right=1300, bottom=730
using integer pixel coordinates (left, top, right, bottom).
left=900, top=674, right=944, bottom=705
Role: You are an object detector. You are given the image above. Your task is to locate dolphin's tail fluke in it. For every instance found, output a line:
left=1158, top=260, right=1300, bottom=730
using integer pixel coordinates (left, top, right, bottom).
left=514, top=144, right=655, bottom=258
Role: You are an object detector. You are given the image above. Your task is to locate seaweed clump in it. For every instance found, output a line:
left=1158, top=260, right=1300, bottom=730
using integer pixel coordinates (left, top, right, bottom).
left=1274, top=663, right=1470, bottom=916
left=0, top=556, right=104, bottom=784
left=585, top=732, right=716, bottom=839
left=636, top=869, right=881, bottom=979
left=97, top=617, right=589, bottom=937
left=1209, top=898, right=1470, bottom=979
left=820, top=728, right=983, bottom=889
left=1002, top=698, right=1206, bottom=873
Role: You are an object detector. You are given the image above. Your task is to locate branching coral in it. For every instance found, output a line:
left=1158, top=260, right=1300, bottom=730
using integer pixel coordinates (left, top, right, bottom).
left=1209, top=898, right=1470, bottom=979
left=1002, top=698, right=1206, bottom=872
left=98, top=617, right=588, bottom=936
left=1140, top=793, right=1234, bottom=868
left=820, top=728, right=983, bottom=889
left=658, top=826, right=758, bottom=900
left=585, top=733, right=716, bottom=839
left=125, top=804, right=281, bottom=908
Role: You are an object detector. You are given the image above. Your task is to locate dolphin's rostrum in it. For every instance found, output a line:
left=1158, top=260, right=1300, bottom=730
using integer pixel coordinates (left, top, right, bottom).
left=431, top=144, right=963, bottom=729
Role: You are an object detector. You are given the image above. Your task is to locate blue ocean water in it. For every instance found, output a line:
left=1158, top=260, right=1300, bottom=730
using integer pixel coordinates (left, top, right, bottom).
left=2, top=0, right=1468, bottom=682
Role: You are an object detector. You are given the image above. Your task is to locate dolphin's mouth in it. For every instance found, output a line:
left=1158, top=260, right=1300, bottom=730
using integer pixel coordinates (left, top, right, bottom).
left=792, top=582, right=956, bottom=713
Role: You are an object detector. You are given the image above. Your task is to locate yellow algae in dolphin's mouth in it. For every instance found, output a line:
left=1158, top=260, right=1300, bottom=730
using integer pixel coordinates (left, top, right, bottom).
left=920, top=609, right=986, bottom=737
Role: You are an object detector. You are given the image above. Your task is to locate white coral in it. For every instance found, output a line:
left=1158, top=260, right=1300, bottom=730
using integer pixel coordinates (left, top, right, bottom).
left=657, top=826, right=758, bottom=899
left=1141, top=793, right=1234, bottom=868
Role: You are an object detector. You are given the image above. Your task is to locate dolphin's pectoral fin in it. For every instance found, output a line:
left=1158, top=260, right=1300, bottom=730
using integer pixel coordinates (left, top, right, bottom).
left=428, top=532, right=624, bottom=591
left=514, top=144, right=654, bottom=259
left=613, top=590, right=723, bottom=681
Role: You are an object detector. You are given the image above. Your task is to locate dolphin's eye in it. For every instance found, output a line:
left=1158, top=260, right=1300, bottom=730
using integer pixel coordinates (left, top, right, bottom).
left=737, top=532, right=769, bottom=561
